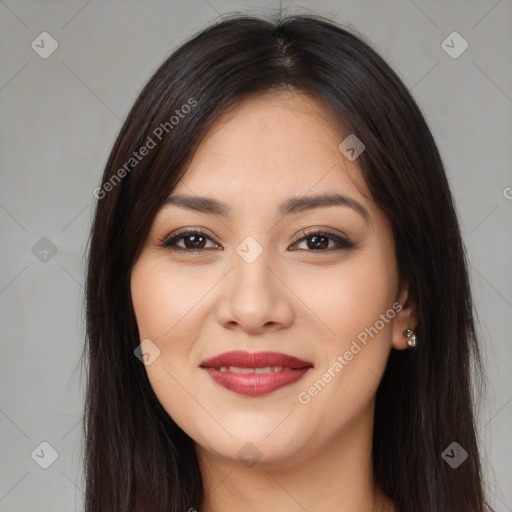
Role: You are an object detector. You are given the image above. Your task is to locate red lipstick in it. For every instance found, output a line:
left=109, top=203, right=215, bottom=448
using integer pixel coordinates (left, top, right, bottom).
left=200, top=350, right=313, bottom=396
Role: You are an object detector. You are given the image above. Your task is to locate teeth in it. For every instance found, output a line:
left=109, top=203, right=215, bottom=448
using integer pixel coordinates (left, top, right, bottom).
left=216, top=366, right=290, bottom=373
left=231, top=366, right=255, bottom=374
left=255, top=366, right=283, bottom=374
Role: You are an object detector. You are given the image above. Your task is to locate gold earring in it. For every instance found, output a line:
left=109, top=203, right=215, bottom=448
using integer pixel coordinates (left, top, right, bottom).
left=403, top=329, right=416, bottom=347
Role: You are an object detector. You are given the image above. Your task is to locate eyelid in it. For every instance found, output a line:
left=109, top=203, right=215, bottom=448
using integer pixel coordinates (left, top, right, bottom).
left=159, top=227, right=221, bottom=251
left=159, top=227, right=354, bottom=252
left=290, top=227, right=351, bottom=245
left=289, top=228, right=353, bottom=252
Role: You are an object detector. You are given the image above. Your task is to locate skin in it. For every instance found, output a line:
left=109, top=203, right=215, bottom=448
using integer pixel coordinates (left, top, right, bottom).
left=130, top=90, right=417, bottom=511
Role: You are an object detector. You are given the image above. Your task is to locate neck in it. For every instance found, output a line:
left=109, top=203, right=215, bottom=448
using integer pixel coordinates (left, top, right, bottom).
left=196, top=402, right=396, bottom=512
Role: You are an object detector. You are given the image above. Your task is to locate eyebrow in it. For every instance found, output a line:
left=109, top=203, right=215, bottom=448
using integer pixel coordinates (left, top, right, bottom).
left=165, top=193, right=370, bottom=222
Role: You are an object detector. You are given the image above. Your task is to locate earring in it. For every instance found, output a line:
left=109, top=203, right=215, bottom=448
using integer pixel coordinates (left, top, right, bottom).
left=403, top=329, right=416, bottom=347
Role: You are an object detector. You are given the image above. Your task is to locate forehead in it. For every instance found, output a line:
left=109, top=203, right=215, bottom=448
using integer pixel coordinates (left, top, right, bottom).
left=172, top=91, right=371, bottom=211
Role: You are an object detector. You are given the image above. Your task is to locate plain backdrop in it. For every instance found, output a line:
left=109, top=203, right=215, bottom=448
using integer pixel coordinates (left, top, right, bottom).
left=0, top=0, right=511, bottom=510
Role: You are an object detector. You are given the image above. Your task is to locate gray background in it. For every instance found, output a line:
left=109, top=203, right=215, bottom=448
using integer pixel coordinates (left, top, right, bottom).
left=0, top=0, right=511, bottom=510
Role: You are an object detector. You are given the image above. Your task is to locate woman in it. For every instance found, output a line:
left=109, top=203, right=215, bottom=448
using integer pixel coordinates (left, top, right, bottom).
left=83, top=13, right=492, bottom=511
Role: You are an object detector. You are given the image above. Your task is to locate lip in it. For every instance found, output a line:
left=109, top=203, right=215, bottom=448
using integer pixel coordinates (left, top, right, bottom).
left=200, top=350, right=314, bottom=396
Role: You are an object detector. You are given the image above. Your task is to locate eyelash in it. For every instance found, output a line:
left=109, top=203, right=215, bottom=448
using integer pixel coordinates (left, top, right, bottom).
left=158, top=228, right=354, bottom=254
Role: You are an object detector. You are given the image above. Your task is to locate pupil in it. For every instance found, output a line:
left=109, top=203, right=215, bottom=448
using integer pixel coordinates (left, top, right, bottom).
left=182, top=234, right=329, bottom=250
left=308, top=235, right=328, bottom=250
left=185, top=235, right=205, bottom=249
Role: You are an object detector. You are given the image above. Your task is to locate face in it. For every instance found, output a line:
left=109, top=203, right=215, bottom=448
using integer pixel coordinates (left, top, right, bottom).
left=130, top=91, right=415, bottom=468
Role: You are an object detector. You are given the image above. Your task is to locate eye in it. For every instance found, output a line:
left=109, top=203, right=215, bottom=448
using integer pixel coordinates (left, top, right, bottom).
left=291, top=229, right=354, bottom=252
left=159, top=229, right=221, bottom=252
left=159, top=228, right=354, bottom=254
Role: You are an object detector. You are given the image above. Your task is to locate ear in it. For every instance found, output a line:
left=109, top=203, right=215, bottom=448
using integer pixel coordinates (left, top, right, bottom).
left=391, top=282, right=418, bottom=350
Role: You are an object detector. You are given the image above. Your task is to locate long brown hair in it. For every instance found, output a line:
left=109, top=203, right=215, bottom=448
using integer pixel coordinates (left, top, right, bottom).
left=83, top=13, right=492, bottom=511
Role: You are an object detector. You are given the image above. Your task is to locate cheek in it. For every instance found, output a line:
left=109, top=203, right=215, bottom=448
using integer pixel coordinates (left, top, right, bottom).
left=145, top=360, right=204, bottom=437
left=339, top=264, right=396, bottom=339
left=292, top=250, right=397, bottom=412
left=131, top=257, right=213, bottom=341
left=129, top=234, right=399, bottom=447
left=131, top=257, right=217, bottom=427
left=291, top=252, right=397, bottom=348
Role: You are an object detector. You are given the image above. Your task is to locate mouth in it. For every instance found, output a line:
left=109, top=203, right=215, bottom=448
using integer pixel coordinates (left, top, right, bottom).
left=200, top=350, right=314, bottom=396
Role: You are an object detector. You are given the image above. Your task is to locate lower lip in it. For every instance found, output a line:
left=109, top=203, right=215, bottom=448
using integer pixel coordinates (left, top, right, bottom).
left=203, top=367, right=312, bottom=396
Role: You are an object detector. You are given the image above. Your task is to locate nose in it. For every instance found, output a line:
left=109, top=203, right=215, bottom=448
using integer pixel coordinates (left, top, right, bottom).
left=216, top=247, right=295, bottom=335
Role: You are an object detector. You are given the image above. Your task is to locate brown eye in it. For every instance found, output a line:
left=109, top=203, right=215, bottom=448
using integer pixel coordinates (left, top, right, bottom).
left=160, top=230, right=221, bottom=252
left=291, top=230, right=353, bottom=252
left=181, top=233, right=207, bottom=249
left=306, top=234, right=329, bottom=250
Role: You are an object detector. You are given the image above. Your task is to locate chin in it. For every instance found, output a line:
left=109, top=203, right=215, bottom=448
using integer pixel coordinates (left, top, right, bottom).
left=197, top=434, right=308, bottom=469
left=189, top=412, right=318, bottom=467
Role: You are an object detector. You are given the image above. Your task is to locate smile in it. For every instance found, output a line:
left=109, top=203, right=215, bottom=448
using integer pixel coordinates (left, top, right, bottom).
left=216, top=366, right=292, bottom=373
left=200, top=350, right=314, bottom=396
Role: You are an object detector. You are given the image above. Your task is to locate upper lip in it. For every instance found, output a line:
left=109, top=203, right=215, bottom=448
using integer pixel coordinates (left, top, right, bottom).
left=200, top=350, right=313, bottom=369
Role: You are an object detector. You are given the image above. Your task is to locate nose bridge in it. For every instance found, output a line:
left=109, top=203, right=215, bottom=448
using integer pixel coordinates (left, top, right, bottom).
left=217, top=236, right=293, bottom=332
left=231, top=238, right=275, bottom=305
